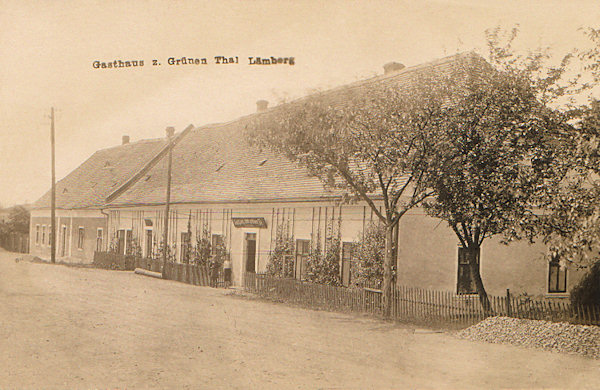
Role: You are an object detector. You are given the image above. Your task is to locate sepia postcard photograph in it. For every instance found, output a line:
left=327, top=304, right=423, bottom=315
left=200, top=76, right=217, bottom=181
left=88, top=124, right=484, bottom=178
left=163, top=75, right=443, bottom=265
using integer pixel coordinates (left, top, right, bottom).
left=1, top=0, right=600, bottom=388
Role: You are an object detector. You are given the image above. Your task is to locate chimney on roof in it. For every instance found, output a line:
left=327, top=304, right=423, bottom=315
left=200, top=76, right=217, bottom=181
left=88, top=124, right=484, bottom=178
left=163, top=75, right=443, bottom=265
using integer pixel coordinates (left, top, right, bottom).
left=383, top=62, right=405, bottom=75
left=166, top=126, right=175, bottom=138
left=256, top=100, right=269, bottom=112
left=122, top=135, right=130, bottom=145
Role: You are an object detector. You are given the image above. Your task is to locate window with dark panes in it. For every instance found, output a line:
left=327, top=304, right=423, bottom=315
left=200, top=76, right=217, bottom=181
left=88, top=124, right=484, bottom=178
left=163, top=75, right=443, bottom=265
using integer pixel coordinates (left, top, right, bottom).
left=295, top=239, right=310, bottom=280
left=96, top=228, right=103, bottom=252
left=42, top=225, right=46, bottom=246
left=125, top=230, right=132, bottom=255
left=35, top=225, right=40, bottom=244
left=548, top=257, right=567, bottom=293
left=78, top=227, right=85, bottom=249
left=457, top=247, right=479, bottom=295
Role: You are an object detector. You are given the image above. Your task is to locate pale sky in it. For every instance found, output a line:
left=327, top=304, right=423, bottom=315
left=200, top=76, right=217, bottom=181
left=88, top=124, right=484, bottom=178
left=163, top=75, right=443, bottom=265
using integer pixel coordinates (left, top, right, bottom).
left=1, top=0, right=599, bottom=207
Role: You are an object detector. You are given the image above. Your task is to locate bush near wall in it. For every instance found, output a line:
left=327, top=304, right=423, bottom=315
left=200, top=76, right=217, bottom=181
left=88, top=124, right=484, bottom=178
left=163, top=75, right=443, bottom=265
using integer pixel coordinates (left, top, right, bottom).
left=571, top=261, right=600, bottom=307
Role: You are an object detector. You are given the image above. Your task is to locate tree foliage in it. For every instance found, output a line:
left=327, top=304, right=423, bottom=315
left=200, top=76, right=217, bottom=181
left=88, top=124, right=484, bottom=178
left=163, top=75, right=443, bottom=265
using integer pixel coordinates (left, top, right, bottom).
left=0, top=206, right=30, bottom=234
left=522, top=28, right=600, bottom=269
left=304, top=234, right=342, bottom=287
left=570, top=260, right=600, bottom=307
left=351, top=222, right=388, bottom=288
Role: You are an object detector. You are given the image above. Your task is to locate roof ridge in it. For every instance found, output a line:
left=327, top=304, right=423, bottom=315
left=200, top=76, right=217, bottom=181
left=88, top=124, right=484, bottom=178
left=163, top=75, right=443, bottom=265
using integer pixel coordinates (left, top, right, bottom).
left=95, top=136, right=166, bottom=152
left=190, top=51, right=478, bottom=131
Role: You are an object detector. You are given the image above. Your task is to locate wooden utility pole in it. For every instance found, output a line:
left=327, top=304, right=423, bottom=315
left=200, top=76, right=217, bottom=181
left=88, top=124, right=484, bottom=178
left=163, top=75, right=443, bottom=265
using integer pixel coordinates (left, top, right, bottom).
left=50, top=107, right=56, bottom=264
left=161, top=128, right=174, bottom=278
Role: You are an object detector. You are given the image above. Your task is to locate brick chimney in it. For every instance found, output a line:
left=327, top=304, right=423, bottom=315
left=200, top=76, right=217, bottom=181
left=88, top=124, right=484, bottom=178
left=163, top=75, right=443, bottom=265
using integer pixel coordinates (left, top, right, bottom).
left=122, top=135, right=130, bottom=145
left=166, top=127, right=175, bottom=138
left=256, top=100, right=269, bottom=112
left=383, top=62, right=405, bottom=75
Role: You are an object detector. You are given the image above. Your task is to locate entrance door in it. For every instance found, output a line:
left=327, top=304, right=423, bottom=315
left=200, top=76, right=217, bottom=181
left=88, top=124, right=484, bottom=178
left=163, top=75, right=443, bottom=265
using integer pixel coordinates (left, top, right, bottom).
left=245, top=233, right=257, bottom=273
left=60, top=225, right=67, bottom=257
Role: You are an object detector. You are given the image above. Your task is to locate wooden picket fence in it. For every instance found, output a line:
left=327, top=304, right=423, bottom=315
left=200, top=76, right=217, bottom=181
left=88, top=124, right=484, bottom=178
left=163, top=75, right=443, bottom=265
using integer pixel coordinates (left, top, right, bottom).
left=161, top=261, right=227, bottom=288
left=93, top=251, right=227, bottom=287
left=244, top=272, right=600, bottom=327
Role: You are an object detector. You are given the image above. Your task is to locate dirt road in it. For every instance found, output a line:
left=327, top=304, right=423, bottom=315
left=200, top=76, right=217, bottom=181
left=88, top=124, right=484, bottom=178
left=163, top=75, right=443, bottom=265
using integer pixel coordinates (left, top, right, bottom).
left=1, top=249, right=598, bottom=389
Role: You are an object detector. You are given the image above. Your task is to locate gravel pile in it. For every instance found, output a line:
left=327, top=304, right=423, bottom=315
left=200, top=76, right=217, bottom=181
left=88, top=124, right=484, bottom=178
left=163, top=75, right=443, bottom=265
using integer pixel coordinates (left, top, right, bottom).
left=457, top=316, right=600, bottom=359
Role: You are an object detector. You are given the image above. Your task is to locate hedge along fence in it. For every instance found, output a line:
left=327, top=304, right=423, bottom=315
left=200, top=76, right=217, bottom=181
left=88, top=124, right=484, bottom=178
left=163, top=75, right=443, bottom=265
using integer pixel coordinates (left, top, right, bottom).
left=93, top=251, right=226, bottom=287
left=244, top=272, right=600, bottom=327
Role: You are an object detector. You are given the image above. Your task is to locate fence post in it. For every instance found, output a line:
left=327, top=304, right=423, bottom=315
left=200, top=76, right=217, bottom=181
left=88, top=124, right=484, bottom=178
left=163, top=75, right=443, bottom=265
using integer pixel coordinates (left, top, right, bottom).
left=506, top=289, right=511, bottom=317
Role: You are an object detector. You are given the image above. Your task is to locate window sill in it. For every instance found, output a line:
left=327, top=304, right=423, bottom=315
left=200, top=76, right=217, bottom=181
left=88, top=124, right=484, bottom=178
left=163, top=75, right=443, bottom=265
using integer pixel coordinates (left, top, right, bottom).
left=545, top=292, right=569, bottom=298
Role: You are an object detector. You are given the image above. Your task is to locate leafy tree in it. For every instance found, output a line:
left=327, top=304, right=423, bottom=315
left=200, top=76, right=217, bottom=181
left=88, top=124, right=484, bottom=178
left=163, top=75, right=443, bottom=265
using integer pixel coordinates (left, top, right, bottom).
left=247, top=64, right=456, bottom=317
left=534, top=100, right=600, bottom=268
left=423, top=28, right=578, bottom=312
left=529, top=27, right=600, bottom=270
left=6, top=206, right=29, bottom=234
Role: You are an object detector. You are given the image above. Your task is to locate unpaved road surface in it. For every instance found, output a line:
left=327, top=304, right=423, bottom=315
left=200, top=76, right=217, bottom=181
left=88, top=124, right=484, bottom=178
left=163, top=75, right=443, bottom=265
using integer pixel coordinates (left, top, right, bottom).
left=1, top=249, right=599, bottom=389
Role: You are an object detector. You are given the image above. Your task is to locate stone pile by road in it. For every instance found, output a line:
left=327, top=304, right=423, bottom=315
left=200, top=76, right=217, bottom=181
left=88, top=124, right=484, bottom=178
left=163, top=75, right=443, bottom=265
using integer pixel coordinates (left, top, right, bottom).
left=457, top=316, right=600, bottom=359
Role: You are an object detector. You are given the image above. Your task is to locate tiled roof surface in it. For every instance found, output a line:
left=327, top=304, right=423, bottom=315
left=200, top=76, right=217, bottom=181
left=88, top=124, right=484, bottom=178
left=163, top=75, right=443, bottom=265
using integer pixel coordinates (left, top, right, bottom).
left=33, top=138, right=167, bottom=209
left=107, top=121, right=339, bottom=206
left=108, top=53, right=476, bottom=207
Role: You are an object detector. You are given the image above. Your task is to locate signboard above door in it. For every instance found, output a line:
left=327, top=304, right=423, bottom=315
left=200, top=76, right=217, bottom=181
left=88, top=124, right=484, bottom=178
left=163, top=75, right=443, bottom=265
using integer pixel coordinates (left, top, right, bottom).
left=231, top=217, right=267, bottom=229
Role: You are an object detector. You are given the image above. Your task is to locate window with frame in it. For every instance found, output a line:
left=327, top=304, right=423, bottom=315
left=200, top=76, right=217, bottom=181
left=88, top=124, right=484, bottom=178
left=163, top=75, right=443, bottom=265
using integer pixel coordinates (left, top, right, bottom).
left=78, top=227, right=85, bottom=250
left=295, top=239, right=310, bottom=280
left=35, top=224, right=40, bottom=244
left=42, top=225, right=46, bottom=246
left=548, top=257, right=567, bottom=293
left=211, top=234, right=224, bottom=257
left=181, top=232, right=191, bottom=262
left=341, top=242, right=355, bottom=287
left=125, top=230, right=133, bottom=255
left=96, top=228, right=103, bottom=252
left=457, top=247, right=479, bottom=295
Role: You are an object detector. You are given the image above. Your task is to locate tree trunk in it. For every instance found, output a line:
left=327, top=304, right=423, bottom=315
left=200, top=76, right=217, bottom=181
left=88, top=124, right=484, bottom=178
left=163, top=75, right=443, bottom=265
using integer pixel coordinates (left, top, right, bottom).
left=382, top=223, right=394, bottom=319
left=466, top=246, right=493, bottom=315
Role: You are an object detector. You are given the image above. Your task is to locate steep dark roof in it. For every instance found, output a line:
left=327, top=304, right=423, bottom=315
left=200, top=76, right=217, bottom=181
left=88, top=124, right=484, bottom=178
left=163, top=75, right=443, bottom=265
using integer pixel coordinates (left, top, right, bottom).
left=33, top=138, right=167, bottom=209
left=106, top=120, right=339, bottom=206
